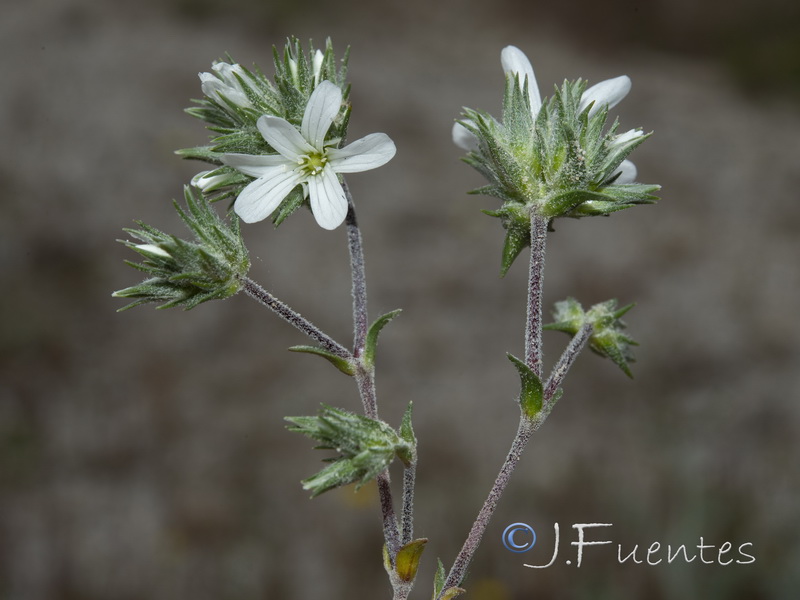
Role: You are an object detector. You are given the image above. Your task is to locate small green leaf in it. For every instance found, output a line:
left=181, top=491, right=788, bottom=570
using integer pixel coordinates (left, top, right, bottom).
left=395, top=538, right=428, bottom=582
left=288, top=345, right=355, bottom=376
left=507, top=353, right=544, bottom=418
left=432, top=559, right=446, bottom=600
left=364, top=309, right=402, bottom=368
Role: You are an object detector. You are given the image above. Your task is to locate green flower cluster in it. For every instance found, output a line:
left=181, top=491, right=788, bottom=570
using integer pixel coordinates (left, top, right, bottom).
left=286, top=404, right=415, bottom=497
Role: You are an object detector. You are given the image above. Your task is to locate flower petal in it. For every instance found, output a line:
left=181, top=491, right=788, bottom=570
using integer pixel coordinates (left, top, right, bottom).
left=580, top=75, right=631, bottom=117
left=234, top=167, right=305, bottom=223
left=222, top=152, right=293, bottom=177
left=307, top=165, right=348, bottom=230
left=257, top=115, right=314, bottom=161
left=312, top=50, right=325, bottom=85
left=327, top=133, right=396, bottom=173
left=501, top=45, right=542, bottom=115
left=611, top=128, right=644, bottom=147
left=613, top=160, right=637, bottom=184
left=301, top=80, right=342, bottom=150
left=452, top=122, right=478, bottom=151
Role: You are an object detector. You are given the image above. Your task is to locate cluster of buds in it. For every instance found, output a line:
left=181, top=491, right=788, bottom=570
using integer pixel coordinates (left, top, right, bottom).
left=113, top=187, right=249, bottom=310
left=286, top=404, right=416, bottom=497
left=545, top=298, right=638, bottom=377
left=455, top=46, right=660, bottom=274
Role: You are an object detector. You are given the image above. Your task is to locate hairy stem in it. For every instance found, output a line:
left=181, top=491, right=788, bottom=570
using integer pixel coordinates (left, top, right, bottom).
left=344, top=181, right=369, bottom=357
left=343, top=180, right=403, bottom=562
left=544, top=323, right=593, bottom=404
left=239, top=276, right=350, bottom=359
left=440, top=418, right=535, bottom=593
left=525, top=213, right=548, bottom=377
left=401, top=461, right=417, bottom=546
left=355, top=365, right=401, bottom=556
left=440, top=215, right=550, bottom=595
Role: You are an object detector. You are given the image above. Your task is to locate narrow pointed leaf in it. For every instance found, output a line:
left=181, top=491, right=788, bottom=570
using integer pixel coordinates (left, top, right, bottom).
left=507, top=353, right=544, bottom=418
left=288, top=345, right=355, bottom=376
left=364, top=309, right=402, bottom=368
left=432, top=558, right=446, bottom=599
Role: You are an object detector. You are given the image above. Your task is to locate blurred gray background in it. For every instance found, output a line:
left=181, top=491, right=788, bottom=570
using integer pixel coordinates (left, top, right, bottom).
left=2, top=0, right=799, bottom=598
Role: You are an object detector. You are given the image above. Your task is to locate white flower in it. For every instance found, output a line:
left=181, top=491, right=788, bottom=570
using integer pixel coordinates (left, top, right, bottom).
left=453, top=45, right=635, bottom=166
left=199, top=62, right=254, bottom=109
left=223, top=81, right=396, bottom=230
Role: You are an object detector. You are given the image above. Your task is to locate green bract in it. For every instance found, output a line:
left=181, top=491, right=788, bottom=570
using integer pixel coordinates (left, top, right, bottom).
left=286, top=405, right=414, bottom=497
left=113, top=186, right=250, bottom=310
left=178, top=37, right=351, bottom=225
left=544, top=298, right=639, bottom=377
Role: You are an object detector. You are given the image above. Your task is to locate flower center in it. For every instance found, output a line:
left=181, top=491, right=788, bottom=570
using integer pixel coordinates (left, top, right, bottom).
left=298, top=151, right=328, bottom=176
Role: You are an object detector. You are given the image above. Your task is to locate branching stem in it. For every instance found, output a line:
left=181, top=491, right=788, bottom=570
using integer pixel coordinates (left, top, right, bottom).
left=239, top=276, right=350, bottom=359
left=344, top=180, right=403, bottom=562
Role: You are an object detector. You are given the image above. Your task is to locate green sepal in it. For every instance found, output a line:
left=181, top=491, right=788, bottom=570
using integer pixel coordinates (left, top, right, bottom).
left=272, top=187, right=306, bottom=226
left=364, top=309, right=402, bottom=369
left=395, top=538, right=428, bottom=582
left=174, top=145, right=224, bottom=164
left=500, top=225, right=529, bottom=277
left=507, top=353, right=544, bottom=418
left=397, top=402, right=416, bottom=467
left=441, top=587, right=466, bottom=600
left=543, top=190, right=613, bottom=219
left=288, top=345, right=355, bottom=376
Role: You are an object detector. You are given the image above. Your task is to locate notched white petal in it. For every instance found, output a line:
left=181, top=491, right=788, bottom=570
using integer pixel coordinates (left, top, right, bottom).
left=307, top=166, right=348, bottom=230
left=222, top=153, right=292, bottom=177
left=580, top=75, right=632, bottom=117
left=452, top=122, right=478, bottom=151
left=327, top=133, right=396, bottom=173
left=301, top=80, right=342, bottom=150
left=501, top=45, right=541, bottom=113
left=234, top=167, right=304, bottom=223
left=257, top=116, right=314, bottom=160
